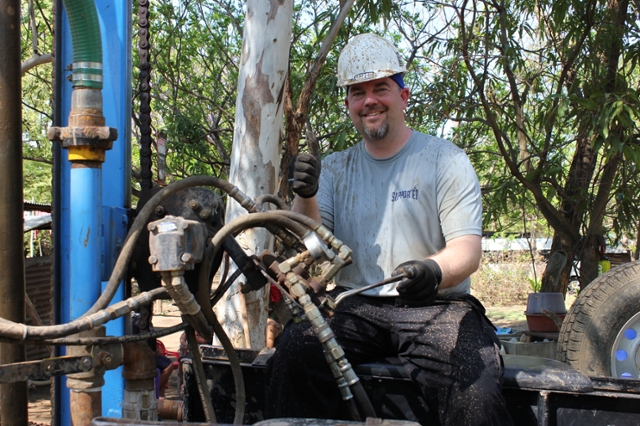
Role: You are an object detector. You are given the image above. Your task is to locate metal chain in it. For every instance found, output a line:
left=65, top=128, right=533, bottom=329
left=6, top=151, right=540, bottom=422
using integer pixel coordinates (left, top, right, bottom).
left=137, top=0, right=153, bottom=194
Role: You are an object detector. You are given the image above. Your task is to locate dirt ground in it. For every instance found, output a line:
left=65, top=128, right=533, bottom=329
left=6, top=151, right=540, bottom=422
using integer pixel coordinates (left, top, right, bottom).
left=485, top=304, right=528, bottom=329
left=25, top=302, right=530, bottom=425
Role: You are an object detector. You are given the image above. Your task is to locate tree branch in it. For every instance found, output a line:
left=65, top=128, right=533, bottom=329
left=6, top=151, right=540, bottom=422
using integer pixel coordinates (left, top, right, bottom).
left=21, top=53, right=53, bottom=75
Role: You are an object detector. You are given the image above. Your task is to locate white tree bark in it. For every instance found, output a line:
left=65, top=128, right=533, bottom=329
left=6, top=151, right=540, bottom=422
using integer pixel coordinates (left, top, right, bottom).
left=21, top=53, right=53, bottom=75
left=216, top=0, right=293, bottom=349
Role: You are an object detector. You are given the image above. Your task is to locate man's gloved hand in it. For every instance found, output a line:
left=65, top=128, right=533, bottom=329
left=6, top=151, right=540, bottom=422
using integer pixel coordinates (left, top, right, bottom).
left=393, top=259, right=442, bottom=307
left=288, top=153, right=320, bottom=198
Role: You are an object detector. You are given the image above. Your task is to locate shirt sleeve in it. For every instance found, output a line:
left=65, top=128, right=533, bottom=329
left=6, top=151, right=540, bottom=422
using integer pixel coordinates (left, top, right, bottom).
left=436, top=147, right=483, bottom=241
left=317, top=158, right=335, bottom=232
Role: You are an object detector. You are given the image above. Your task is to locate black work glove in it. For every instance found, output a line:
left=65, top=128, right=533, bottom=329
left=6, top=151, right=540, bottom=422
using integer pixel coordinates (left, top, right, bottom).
left=288, top=153, right=320, bottom=198
left=393, top=259, right=442, bottom=307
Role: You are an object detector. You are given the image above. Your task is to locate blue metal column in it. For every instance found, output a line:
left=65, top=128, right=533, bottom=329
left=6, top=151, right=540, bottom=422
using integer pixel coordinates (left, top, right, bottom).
left=98, top=0, right=132, bottom=418
left=54, top=0, right=131, bottom=423
left=68, top=167, right=103, bottom=317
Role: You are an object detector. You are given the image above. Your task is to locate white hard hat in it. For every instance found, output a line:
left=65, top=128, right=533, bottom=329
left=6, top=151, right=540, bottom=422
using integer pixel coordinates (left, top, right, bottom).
left=336, top=33, right=407, bottom=87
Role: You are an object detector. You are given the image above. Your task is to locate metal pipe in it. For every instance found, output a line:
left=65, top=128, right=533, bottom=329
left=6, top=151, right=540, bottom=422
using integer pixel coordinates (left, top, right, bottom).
left=0, top=0, right=29, bottom=423
left=122, top=341, right=157, bottom=420
left=157, top=399, right=184, bottom=421
left=70, top=389, right=102, bottom=425
left=66, top=327, right=108, bottom=426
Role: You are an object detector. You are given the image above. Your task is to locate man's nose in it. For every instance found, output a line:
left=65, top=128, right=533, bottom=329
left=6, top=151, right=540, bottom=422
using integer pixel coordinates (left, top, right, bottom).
left=363, top=92, right=378, bottom=106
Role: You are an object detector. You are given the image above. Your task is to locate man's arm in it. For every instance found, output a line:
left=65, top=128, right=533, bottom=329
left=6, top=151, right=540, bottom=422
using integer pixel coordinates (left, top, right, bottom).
left=291, top=195, right=322, bottom=223
left=429, top=234, right=482, bottom=289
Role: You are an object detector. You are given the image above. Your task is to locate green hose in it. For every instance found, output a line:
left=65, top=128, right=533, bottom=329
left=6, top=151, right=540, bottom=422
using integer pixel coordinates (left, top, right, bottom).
left=62, top=0, right=103, bottom=89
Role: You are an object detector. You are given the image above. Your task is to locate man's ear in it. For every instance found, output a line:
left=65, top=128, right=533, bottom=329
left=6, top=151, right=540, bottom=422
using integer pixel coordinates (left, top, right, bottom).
left=400, top=87, right=410, bottom=106
left=344, top=97, right=349, bottom=109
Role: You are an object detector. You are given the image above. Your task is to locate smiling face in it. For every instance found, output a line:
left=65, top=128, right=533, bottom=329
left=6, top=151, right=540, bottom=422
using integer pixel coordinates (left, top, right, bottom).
left=345, top=77, right=410, bottom=144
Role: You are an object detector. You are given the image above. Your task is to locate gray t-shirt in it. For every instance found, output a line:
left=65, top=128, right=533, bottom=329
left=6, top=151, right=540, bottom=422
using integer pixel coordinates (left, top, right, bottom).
left=317, top=131, right=482, bottom=297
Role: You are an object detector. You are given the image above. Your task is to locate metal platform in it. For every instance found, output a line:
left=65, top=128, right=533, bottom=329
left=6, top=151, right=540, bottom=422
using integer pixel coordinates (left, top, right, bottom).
left=179, top=346, right=640, bottom=426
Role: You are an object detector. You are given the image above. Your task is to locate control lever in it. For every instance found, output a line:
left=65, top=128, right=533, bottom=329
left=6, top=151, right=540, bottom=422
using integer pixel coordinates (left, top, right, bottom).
left=334, top=273, right=407, bottom=305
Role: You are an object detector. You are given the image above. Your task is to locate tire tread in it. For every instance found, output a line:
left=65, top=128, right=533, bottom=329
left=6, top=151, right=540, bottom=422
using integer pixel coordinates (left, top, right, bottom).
left=557, top=260, right=640, bottom=375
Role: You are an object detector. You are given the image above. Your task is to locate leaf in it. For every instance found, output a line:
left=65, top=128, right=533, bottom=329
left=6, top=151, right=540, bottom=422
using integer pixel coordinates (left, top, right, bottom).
left=335, top=131, right=347, bottom=152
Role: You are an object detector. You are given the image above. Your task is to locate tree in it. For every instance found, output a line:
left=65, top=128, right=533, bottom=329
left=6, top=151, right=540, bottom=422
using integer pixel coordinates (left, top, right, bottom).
left=388, top=0, right=640, bottom=294
left=136, top=0, right=244, bottom=185
left=21, top=0, right=54, bottom=205
left=215, top=0, right=294, bottom=348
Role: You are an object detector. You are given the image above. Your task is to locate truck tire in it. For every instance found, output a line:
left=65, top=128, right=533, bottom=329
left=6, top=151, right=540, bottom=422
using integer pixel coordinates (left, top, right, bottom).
left=557, top=259, right=640, bottom=378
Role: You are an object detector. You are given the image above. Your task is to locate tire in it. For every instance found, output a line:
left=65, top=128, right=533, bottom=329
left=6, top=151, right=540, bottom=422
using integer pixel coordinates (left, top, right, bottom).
left=557, top=259, right=640, bottom=378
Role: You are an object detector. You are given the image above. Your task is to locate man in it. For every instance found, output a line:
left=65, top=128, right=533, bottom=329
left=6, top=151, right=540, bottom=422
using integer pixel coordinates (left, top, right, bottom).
left=265, top=33, right=512, bottom=426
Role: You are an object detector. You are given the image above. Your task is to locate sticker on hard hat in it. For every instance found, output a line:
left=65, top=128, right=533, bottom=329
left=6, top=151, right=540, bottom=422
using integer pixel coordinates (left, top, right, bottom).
left=353, top=72, right=375, bottom=82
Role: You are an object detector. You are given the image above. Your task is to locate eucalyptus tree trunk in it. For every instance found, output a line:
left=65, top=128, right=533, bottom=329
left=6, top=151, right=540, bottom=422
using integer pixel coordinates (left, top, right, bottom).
left=215, top=0, right=293, bottom=349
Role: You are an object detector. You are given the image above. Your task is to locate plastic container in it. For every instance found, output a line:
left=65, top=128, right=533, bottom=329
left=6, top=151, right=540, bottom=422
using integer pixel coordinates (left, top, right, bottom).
left=525, top=292, right=566, bottom=314
left=526, top=313, right=566, bottom=332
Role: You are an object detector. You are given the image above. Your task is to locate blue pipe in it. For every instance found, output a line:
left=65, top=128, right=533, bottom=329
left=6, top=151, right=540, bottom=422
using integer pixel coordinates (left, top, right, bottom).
left=68, top=166, right=103, bottom=319
left=54, top=0, right=131, bottom=423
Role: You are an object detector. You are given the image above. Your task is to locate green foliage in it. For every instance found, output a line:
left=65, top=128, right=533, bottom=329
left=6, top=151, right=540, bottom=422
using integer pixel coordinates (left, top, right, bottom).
left=134, top=0, right=244, bottom=182
left=21, top=0, right=54, bottom=204
left=19, top=0, right=640, bottom=270
left=529, top=276, right=542, bottom=293
left=472, top=253, right=536, bottom=306
left=388, top=0, right=640, bottom=281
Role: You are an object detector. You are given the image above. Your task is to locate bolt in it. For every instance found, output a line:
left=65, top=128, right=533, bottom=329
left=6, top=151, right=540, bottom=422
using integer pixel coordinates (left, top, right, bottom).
left=199, top=208, right=212, bottom=220
left=82, top=358, right=92, bottom=369
left=155, top=206, right=165, bottom=216
left=100, top=352, right=113, bottom=365
left=46, top=364, right=54, bottom=371
left=189, top=200, right=201, bottom=210
left=181, top=222, right=190, bottom=230
left=148, top=223, right=157, bottom=232
left=121, top=214, right=128, bottom=227
left=181, top=253, right=193, bottom=264
left=149, top=255, right=158, bottom=264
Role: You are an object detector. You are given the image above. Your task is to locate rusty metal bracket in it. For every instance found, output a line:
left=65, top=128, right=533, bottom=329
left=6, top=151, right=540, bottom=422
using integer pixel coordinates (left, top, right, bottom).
left=0, top=355, right=93, bottom=384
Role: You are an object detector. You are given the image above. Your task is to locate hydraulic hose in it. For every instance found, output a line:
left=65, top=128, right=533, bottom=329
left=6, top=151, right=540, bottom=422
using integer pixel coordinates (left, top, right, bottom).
left=83, top=175, right=254, bottom=319
left=255, top=194, right=289, bottom=210
left=196, top=242, right=217, bottom=323
left=0, top=287, right=167, bottom=341
left=201, top=210, right=308, bottom=331
left=273, top=209, right=323, bottom=231
left=209, top=212, right=308, bottom=262
left=209, top=269, right=243, bottom=309
left=161, top=272, right=212, bottom=342
left=42, top=323, right=187, bottom=346
left=209, top=312, right=246, bottom=425
left=193, top=212, right=311, bottom=425
left=62, top=0, right=103, bottom=89
left=197, top=243, right=246, bottom=424
left=350, top=380, right=376, bottom=419
left=323, top=350, right=361, bottom=421
left=186, top=327, right=217, bottom=423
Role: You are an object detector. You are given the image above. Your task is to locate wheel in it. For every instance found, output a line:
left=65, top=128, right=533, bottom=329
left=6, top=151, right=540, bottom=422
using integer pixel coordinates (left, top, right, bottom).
left=557, top=259, right=640, bottom=377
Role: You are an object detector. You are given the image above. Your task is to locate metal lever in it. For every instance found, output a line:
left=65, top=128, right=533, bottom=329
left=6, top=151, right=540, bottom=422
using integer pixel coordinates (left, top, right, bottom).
left=0, top=356, right=93, bottom=384
left=334, top=274, right=407, bottom=305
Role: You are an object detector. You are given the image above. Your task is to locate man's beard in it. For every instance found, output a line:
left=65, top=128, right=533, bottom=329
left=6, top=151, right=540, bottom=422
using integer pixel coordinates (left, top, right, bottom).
left=363, top=121, right=389, bottom=140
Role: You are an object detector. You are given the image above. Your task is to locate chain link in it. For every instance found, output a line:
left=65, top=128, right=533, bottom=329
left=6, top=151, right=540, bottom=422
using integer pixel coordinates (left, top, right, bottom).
left=137, top=0, right=153, bottom=193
